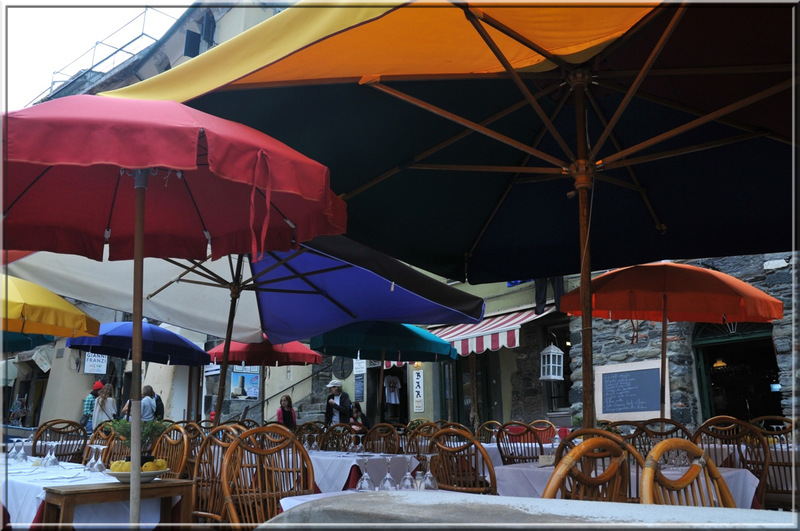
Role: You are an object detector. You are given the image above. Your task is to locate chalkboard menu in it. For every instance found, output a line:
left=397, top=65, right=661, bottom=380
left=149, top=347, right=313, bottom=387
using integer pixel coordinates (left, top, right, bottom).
left=595, top=359, right=666, bottom=421
left=354, top=373, right=365, bottom=402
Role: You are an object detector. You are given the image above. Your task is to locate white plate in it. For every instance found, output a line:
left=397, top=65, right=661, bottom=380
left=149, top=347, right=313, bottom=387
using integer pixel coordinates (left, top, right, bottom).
left=105, top=469, right=169, bottom=483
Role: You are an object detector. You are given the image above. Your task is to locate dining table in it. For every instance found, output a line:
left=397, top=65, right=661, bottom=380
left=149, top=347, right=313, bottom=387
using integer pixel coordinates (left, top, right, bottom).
left=307, top=450, right=418, bottom=492
left=1, top=456, right=187, bottom=528
left=494, top=461, right=761, bottom=508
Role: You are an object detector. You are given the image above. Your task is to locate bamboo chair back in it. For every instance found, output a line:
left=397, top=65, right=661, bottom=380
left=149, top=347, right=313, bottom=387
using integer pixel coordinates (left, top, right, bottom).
left=191, top=425, right=240, bottom=524
left=175, top=420, right=205, bottom=479
left=198, top=419, right=215, bottom=435
left=294, top=421, right=323, bottom=449
left=543, top=436, right=631, bottom=502
left=320, top=423, right=355, bottom=452
left=32, top=419, right=87, bottom=464
left=607, top=420, right=644, bottom=440
left=221, top=425, right=315, bottom=527
left=364, top=423, right=401, bottom=454
left=475, top=420, right=501, bottom=443
left=530, top=419, right=557, bottom=444
left=405, top=422, right=441, bottom=455
left=497, top=421, right=544, bottom=465
left=750, top=415, right=794, bottom=509
left=632, top=418, right=692, bottom=457
left=642, top=437, right=736, bottom=507
left=152, top=423, right=189, bottom=479
left=555, top=428, right=645, bottom=503
left=82, top=420, right=116, bottom=465
left=429, top=427, right=497, bottom=495
left=691, top=415, right=770, bottom=508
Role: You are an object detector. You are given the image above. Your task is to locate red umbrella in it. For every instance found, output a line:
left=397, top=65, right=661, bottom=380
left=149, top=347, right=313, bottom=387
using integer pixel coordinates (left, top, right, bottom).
left=3, top=94, right=346, bottom=521
left=208, top=334, right=321, bottom=366
left=560, top=261, right=783, bottom=418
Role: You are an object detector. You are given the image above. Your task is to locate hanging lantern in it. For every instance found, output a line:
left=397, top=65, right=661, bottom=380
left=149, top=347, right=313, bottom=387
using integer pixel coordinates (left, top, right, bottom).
left=539, top=344, right=564, bottom=381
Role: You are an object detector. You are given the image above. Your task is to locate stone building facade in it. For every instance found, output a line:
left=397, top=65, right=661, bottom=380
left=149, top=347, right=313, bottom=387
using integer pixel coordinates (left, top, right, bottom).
left=565, top=252, right=796, bottom=430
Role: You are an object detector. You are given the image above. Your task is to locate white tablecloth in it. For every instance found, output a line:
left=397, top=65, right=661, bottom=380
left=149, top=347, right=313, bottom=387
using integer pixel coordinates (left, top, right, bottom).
left=1, top=458, right=162, bottom=528
left=495, top=461, right=759, bottom=508
left=482, top=442, right=557, bottom=468
left=307, top=451, right=417, bottom=492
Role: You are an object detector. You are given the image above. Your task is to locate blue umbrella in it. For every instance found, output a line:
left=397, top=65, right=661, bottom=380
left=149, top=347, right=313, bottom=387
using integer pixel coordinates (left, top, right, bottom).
left=66, top=321, right=210, bottom=366
left=310, top=321, right=457, bottom=363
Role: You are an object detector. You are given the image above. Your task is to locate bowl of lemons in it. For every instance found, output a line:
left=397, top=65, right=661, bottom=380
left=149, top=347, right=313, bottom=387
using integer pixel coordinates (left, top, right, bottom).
left=106, top=458, right=169, bottom=483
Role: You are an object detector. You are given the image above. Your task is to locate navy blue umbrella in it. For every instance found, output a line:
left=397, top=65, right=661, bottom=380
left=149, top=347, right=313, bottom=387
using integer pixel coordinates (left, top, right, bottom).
left=67, top=321, right=210, bottom=366
left=3, top=332, right=55, bottom=353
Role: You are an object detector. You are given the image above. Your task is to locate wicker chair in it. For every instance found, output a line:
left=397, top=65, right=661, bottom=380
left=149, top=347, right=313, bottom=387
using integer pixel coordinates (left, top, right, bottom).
left=175, top=420, right=206, bottom=479
left=429, top=427, right=496, bottom=495
left=530, top=419, right=558, bottom=445
left=543, top=436, right=632, bottom=502
left=405, top=422, right=441, bottom=456
left=555, top=428, right=646, bottom=503
left=294, top=421, right=324, bottom=449
left=198, top=419, right=215, bottom=435
left=642, top=437, right=736, bottom=507
left=222, top=425, right=315, bottom=527
left=750, top=415, right=795, bottom=510
left=191, top=425, right=241, bottom=524
left=81, top=420, right=116, bottom=465
left=692, top=415, right=771, bottom=508
left=364, top=423, right=401, bottom=454
left=632, top=418, right=692, bottom=458
left=496, top=421, right=544, bottom=465
left=607, top=420, right=644, bottom=440
left=32, top=419, right=87, bottom=464
left=152, top=423, right=189, bottom=479
left=320, top=423, right=355, bottom=452
left=475, top=420, right=502, bottom=444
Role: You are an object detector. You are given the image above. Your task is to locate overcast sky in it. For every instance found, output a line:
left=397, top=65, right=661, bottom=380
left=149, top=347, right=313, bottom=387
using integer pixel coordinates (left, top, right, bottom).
left=4, top=2, right=188, bottom=111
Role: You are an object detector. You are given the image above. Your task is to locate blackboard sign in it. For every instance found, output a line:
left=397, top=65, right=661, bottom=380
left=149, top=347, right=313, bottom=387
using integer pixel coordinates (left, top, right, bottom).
left=602, top=368, right=660, bottom=413
left=595, top=359, right=666, bottom=421
left=354, top=373, right=365, bottom=402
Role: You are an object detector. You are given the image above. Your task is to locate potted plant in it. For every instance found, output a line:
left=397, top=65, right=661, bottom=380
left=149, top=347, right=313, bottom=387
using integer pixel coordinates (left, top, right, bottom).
left=109, top=418, right=172, bottom=457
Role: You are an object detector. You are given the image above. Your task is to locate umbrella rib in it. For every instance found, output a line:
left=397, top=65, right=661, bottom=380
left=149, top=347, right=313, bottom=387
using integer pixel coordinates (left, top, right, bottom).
left=600, top=78, right=794, bottom=167
left=462, top=6, right=576, bottom=163
left=248, top=264, right=352, bottom=289
left=367, top=81, right=567, bottom=169
left=3, top=166, right=53, bottom=216
left=597, top=78, right=792, bottom=146
left=584, top=88, right=666, bottom=234
left=146, top=257, right=240, bottom=300
left=590, top=5, right=686, bottom=162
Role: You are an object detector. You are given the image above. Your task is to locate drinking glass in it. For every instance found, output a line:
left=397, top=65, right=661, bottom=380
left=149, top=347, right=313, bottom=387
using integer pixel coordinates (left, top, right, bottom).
left=355, top=456, right=375, bottom=491
left=86, top=445, right=106, bottom=473
left=355, top=434, right=365, bottom=453
left=414, top=470, right=425, bottom=491
left=7, top=439, right=21, bottom=460
left=378, top=455, right=398, bottom=491
left=84, top=445, right=98, bottom=472
left=422, top=453, right=439, bottom=490
left=41, top=441, right=59, bottom=467
left=398, top=455, right=415, bottom=490
left=347, top=434, right=358, bottom=453
left=310, top=434, right=320, bottom=451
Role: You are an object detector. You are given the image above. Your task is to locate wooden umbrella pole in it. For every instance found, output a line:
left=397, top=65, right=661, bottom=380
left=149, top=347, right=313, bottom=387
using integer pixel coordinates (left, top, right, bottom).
left=129, top=170, right=147, bottom=524
left=213, top=255, right=244, bottom=427
left=377, top=350, right=385, bottom=423
left=660, top=294, right=668, bottom=420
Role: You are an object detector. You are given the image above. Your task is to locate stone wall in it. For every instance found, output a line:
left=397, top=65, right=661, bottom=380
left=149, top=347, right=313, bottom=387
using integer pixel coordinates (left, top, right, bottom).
left=566, top=252, right=796, bottom=430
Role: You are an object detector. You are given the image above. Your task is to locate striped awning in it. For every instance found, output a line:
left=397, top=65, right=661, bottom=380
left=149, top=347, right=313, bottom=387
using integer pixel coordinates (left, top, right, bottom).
left=431, top=306, right=555, bottom=356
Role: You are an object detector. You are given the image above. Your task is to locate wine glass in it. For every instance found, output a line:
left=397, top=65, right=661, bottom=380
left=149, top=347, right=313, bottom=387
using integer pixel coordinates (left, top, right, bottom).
left=378, top=455, right=398, bottom=491
left=398, top=454, right=415, bottom=490
left=41, top=440, right=59, bottom=468
left=7, top=439, right=21, bottom=461
left=347, top=434, right=358, bottom=453
left=86, top=445, right=106, bottom=473
left=84, top=445, right=98, bottom=472
left=355, top=434, right=365, bottom=453
left=422, top=453, right=439, bottom=490
left=355, top=456, right=375, bottom=491
left=310, top=434, right=320, bottom=451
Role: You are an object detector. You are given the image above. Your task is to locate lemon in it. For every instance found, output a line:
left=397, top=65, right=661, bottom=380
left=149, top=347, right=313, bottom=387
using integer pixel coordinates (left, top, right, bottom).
left=154, top=458, right=168, bottom=470
left=141, top=461, right=159, bottom=471
left=110, top=460, right=125, bottom=472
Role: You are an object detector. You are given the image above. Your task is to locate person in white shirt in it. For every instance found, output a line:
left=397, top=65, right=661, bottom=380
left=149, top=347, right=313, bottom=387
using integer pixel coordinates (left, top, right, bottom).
left=324, top=379, right=351, bottom=427
left=141, top=384, right=157, bottom=421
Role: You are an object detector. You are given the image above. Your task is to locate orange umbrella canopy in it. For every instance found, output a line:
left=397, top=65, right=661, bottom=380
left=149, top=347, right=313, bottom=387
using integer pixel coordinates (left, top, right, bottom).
left=560, top=262, right=784, bottom=324
left=2, top=274, right=100, bottom=337
left=207, top=334, right=321, bottom=366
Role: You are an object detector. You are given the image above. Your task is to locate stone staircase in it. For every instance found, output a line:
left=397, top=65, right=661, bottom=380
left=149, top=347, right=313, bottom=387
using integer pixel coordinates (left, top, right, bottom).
left=294, top=364, right=332, bottom=424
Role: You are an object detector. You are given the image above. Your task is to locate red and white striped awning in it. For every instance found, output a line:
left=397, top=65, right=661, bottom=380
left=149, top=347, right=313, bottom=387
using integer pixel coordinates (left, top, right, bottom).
left=431, top=306, right=555, bottom=355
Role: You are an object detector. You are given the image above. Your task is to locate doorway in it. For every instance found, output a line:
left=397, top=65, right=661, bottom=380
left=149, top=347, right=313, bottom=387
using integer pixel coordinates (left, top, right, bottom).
left=694, top=323, right=781, bottom=420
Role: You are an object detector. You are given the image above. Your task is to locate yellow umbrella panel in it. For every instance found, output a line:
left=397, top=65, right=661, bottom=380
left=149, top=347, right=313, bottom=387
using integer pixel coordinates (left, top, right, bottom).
left=2, top=274, right=100, bottom=337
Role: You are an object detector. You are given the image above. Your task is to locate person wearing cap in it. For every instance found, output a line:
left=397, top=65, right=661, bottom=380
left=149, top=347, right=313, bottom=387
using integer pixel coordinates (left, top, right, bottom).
left=82, top=380, right=103, bottom=431
left=324, top=379, right=351, bottom=427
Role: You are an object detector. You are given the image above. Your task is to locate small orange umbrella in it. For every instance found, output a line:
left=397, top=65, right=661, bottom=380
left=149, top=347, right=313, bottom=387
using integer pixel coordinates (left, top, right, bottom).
left=560, top=261, right=783, bottom=418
